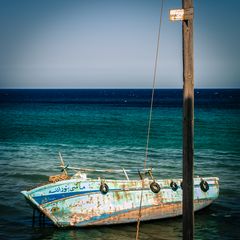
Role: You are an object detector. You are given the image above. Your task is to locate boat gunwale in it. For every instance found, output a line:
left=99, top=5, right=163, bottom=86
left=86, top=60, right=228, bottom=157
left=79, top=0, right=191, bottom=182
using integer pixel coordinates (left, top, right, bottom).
left=23, top=176, right=219, bottom=194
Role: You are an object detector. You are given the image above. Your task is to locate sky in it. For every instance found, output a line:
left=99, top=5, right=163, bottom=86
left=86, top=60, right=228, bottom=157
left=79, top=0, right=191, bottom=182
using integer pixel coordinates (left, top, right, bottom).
left=0, top=0, right=239, bottom=89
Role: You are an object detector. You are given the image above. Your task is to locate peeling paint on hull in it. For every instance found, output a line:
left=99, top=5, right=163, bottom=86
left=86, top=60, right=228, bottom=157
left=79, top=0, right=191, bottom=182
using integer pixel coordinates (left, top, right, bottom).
left=21, top=177, right=219, bottom=227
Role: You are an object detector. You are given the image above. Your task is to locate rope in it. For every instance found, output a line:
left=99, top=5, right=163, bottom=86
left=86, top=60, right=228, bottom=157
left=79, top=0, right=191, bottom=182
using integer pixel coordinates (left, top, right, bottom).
left=144, top=0, right=164, bottom=171
left=136, top=180, right=144, bottom=240
left=136, top=1, right=164, bottom=239
left=49, top=173, right=70, bottom=183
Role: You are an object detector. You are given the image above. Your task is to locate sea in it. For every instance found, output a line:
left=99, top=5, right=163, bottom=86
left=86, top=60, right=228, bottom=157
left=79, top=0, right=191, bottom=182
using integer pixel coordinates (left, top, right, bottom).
left=0, top=89, right=239, bottom=240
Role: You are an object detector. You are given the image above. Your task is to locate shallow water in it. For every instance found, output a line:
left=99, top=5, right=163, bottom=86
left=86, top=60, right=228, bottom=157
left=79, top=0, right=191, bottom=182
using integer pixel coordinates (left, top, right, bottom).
left=0, top=89, right=239, bottom=239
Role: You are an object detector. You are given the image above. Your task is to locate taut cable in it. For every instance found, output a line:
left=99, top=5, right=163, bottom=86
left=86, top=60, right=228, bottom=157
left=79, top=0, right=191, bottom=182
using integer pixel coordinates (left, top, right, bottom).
left=136, top=1, right=164, bottom=239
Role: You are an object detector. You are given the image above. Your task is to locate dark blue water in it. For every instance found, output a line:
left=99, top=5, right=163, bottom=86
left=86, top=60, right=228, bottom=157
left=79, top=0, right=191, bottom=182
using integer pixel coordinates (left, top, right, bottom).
left=0, top=89, right=239, bottom=240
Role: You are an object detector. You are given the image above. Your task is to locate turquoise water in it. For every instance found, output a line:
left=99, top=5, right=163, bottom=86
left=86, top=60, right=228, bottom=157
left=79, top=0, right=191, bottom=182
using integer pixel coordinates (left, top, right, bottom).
left=0, top=89, right=239, bottom=239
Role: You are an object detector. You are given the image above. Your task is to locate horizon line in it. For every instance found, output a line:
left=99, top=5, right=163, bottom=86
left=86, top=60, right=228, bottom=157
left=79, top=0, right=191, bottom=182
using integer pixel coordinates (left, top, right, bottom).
left=0, top=87, right=239, bottom=90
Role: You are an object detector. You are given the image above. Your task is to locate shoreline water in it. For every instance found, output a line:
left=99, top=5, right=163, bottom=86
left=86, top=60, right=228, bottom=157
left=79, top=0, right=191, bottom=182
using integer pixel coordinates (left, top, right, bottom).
left=0, top=89, right=239, bottom=239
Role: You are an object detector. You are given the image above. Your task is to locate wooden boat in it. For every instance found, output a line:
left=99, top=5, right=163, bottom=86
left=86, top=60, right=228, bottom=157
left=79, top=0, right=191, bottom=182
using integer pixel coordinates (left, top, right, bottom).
left=21, top=161, right=219, bottom=227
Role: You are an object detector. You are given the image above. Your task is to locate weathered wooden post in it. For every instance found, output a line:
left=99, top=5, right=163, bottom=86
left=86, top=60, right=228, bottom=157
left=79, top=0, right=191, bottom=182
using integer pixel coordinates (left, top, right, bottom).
left=182, top=0, right=194, bottom=239
left=170, top=0, right=194, bottom=239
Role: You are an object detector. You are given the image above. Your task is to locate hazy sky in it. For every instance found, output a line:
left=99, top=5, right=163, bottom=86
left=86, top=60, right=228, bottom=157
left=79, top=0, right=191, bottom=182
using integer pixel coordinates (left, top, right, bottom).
left=0, top=0, right=239, bottom=88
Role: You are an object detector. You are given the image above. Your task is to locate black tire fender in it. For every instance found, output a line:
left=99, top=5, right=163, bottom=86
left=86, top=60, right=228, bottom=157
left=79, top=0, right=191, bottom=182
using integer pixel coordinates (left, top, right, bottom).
left=100, top=183, right=109, bottom=194
left=200, top=180, right=209, bottom=192
left=150, top=181, right=161, bottom=193
left=170, top=181, right=178, bottom=191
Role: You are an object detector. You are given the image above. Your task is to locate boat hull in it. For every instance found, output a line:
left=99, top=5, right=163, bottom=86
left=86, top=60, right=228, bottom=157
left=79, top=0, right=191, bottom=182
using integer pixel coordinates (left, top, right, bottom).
left=21, top=177, right=219, bottom=227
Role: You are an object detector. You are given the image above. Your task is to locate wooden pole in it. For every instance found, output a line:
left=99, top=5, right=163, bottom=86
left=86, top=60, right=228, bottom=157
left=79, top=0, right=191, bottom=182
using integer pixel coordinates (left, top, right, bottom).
left=32, top=208, right=35, bottom=227
left=182, top=0, right=194, bottom=239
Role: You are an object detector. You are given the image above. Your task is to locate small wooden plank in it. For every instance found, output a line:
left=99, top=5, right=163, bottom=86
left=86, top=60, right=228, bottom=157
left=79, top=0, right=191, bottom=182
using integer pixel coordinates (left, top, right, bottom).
left=169, top=8, right=193, bottom=21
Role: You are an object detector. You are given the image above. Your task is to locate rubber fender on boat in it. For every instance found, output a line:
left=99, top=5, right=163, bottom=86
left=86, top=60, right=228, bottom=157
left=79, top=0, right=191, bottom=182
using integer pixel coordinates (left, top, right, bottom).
left=150, top=181, right=161, bottom=193
left=200, top=179, right=209, bottom=192
left=100, top=183, right=109, bottom=194
left=170, top=181, right=178, bottom=191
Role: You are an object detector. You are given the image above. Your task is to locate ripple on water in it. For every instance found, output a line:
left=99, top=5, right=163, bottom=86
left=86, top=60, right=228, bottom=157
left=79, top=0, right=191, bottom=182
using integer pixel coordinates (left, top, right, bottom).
left=0, top=92, right=239, bottom=239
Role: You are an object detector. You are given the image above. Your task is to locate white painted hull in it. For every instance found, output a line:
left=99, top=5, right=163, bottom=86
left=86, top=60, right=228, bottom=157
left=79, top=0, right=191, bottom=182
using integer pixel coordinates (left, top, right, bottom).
left=22, top=177, right=219, bottom=227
